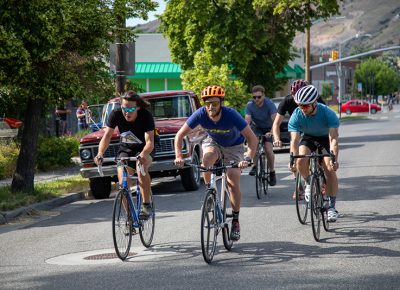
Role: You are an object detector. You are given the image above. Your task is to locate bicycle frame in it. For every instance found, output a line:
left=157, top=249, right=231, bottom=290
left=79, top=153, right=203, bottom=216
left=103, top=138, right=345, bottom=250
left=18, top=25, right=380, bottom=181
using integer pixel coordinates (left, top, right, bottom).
left=208, top=168, right=230, bottom=227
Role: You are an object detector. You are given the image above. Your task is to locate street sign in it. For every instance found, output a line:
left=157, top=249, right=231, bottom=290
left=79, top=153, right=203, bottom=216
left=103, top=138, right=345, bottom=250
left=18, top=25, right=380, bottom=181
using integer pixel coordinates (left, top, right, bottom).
left=357, top=82, right=362, bottom=92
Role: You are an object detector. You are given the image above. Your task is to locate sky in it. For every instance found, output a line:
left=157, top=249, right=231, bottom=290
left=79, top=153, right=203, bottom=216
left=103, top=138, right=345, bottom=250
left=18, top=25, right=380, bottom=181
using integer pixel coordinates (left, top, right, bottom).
left=126, top=0, right=166, bottom=27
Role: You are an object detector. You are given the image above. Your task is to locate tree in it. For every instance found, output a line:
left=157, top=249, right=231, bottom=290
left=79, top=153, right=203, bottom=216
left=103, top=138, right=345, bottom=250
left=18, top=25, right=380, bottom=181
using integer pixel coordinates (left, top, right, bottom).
left=160, top=0, right=340, bottom=95
left=0, top=0, right=157, bottom=193
left=181, top=51, right=249, bottom=110
left=354, top=58, right=399, bottom=97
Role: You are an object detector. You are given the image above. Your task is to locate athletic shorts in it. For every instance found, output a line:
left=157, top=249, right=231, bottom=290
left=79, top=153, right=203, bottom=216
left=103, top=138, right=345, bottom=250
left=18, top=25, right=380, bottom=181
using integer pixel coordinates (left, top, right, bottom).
left=251, top=126, right=273, bottom=143
left=201, top=137, right=245, bottom=164
left=300, top=134, right=330, bottom=153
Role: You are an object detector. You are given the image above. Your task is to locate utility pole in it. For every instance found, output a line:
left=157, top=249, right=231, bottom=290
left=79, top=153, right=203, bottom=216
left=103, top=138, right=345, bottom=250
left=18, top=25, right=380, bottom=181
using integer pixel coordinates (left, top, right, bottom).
left=115, top=10, right=126, bottom=97
left=305, top=26, right=311, bottom=82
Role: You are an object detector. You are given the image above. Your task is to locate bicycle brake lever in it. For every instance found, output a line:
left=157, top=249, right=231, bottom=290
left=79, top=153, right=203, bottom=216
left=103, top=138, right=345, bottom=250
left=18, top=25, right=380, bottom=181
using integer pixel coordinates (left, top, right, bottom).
left=98, top=165, right=104, bottom=177
left=138, top=164, right=146, bottom=176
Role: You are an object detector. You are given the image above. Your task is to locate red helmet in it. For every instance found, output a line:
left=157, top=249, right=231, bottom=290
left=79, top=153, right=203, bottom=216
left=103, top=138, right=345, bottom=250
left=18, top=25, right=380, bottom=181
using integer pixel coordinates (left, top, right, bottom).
left=201, top=85, right=225, bottom=100
left=290, top=79, right=308, bottom=96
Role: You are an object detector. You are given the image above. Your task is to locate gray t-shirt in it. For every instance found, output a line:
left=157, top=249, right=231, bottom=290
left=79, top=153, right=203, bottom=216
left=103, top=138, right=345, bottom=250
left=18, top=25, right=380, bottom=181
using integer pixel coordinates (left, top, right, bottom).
left=245, top=98, right=277, bottom=130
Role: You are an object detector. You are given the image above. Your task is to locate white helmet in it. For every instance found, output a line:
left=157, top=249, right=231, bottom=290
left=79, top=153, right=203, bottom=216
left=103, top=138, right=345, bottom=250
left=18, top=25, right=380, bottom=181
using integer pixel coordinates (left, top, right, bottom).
left=294, top=85, right=319, bottom=105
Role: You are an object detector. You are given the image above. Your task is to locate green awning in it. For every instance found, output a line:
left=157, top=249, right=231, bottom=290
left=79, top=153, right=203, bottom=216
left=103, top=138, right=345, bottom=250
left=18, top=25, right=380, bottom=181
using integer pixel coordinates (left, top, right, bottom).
left=294, top=64, right=305, bottom=79
left=127, top=62, right=181, bottom=79
left=275, top=65, right=297, bottom=79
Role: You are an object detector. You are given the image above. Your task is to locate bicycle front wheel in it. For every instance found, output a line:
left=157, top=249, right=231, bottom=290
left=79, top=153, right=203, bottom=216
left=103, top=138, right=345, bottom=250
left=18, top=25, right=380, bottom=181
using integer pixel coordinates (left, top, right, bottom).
left=201, top=190, right=218, bottom=263
left=255, top=154, right=263, bottom=199
left=320, top=176, right=330, bottom=232
left=295, top=172, right=308, bottom=224
left=112, top=189, right=133, bottom=260
left=262, top=154, right=269, bottom=196
left=139, top=197, right=155, bottom=248
left=310, top=176, right=322, bottom=241
left=222, top=188, right=233, bottom=251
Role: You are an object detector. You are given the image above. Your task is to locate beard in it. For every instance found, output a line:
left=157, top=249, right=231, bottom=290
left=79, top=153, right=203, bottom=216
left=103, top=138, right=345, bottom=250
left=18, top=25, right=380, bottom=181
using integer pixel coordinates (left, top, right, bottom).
left=207, top=107, right=222, bottom=118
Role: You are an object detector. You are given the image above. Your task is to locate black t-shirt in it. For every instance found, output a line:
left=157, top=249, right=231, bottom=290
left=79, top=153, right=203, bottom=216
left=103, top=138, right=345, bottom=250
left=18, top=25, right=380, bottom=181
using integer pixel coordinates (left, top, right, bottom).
left=277, top=94, right=326, bottom=116
left=107, top=108, right=155, bottom=152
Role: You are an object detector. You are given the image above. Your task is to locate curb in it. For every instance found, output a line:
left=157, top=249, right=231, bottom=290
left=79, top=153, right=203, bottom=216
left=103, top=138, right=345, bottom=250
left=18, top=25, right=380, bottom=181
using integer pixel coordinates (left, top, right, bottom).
left=0, top=191, right=89, bottom=225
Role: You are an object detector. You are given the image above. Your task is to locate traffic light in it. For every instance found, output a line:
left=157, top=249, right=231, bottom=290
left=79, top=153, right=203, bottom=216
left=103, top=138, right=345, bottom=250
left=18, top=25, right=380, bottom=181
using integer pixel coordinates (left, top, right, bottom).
left=331, top=50, right=339, bottom=61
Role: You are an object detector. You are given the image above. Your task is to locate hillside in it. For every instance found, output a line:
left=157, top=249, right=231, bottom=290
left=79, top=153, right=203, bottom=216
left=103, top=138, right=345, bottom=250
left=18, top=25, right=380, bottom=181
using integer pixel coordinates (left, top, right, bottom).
left=133, top=0, right=400, bottom=57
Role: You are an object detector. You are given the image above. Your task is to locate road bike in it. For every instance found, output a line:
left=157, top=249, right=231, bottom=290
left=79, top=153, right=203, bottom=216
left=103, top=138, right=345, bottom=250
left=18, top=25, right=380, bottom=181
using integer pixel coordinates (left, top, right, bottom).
left=290, top=148, right=335, bottom=241
left=98, top=156, right=155, bottom=260
left=255, top=135, right=269, bottom=199
left=186, top=159, right=250, bottom=263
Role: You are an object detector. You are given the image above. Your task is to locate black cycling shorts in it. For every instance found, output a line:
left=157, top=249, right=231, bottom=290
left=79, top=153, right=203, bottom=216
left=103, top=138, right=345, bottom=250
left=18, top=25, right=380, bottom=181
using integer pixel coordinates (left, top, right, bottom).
left=300, top=135, right=330, bottom=153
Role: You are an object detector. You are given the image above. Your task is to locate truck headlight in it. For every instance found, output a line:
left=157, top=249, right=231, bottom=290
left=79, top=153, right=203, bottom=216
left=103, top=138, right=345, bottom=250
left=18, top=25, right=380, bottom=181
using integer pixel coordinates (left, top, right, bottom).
left=80, top=149, right=92, bottom=160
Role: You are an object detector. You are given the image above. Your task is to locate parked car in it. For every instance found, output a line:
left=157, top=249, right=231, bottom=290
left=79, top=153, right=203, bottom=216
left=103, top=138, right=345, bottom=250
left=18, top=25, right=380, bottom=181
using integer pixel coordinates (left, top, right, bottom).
left=271, top=97, right=290, bottom=145
left=340, top=100, right=381, bottom=115
left=79, top=90, right=207, bottom=199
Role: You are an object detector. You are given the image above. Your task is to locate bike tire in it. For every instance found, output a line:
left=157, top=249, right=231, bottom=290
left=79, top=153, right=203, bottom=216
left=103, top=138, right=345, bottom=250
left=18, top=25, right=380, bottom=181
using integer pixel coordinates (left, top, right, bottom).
left=295, top=172, right=308, bottom=225
left=139, top=196, right=155, bottom=248
left=310, top=176, right=322, bottom=241
left=201, top=190, right=218, bottom=263
left=262, top=154, right=269, bottom=195
left=112, top=189, right=133, bottom=260
left=222, top=188, right=233, bottom=251
left=255, top=154, right=263, bottom=199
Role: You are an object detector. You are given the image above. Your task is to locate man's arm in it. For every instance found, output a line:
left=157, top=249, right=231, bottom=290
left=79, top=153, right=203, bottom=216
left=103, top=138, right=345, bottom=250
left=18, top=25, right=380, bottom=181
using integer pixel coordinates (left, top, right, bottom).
left=272, top=113, right=284, bottom=146
left=329, top=127, right=339, bottom=170
left=241, top=125, right=257, bottom=160
left=174, top=123, right=193, bottom=167
left=289, top=131, right=300, bottom=172
left=95, top=127, right=114, bottom=164
left=244, top=114, right=252, bottom=125
left=141, top=130, right=155, bottom=157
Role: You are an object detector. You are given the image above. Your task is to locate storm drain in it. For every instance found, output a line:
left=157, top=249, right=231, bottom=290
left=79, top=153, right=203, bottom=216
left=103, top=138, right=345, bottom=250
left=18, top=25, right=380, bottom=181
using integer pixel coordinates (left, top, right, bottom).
left=84, top=252, right=137, bottom=260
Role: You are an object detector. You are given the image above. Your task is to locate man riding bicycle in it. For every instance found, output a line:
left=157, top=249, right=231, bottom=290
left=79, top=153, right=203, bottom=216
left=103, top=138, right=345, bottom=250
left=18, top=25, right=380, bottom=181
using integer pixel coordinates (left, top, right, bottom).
left=288, top=85, right=340, bottom=222
left=94, top=90, right=155, bottom=220
left=272, top=79, right=325, bottom=148
left=174, top=85, right=258, bottom=241
left=245, top=85, right=277, bottom=186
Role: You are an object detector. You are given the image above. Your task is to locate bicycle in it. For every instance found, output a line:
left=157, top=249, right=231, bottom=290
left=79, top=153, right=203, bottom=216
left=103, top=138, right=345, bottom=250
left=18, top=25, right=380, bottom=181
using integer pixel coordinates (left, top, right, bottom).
left=290, top=148, right=335, bottom=241
left=98, top=156, right=155, bottom=260
left=186, top=159, right=250, bottom=263
left=254, top=134, right=269, bottom=199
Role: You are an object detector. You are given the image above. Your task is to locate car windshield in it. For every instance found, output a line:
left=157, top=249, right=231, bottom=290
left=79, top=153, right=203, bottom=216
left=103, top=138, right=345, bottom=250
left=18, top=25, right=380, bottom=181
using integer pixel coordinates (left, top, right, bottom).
left=147, top=95, right=192, bottom=119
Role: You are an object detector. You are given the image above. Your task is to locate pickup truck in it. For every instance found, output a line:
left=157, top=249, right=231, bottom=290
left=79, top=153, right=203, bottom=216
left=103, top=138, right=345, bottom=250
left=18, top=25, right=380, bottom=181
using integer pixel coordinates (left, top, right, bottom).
left=79, top=90, right=207, bottom=199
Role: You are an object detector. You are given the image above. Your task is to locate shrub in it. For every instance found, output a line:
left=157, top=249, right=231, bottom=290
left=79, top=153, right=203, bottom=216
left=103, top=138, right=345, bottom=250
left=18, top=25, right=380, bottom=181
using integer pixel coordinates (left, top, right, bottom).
left=36, top=136, right=79, bottom=171
left=0, top=141, right=19, bottom=179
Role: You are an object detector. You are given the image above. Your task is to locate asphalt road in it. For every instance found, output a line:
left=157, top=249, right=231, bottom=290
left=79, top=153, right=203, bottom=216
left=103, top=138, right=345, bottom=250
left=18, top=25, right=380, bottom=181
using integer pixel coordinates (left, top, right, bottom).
left=1, top=109, right=399, bottom=290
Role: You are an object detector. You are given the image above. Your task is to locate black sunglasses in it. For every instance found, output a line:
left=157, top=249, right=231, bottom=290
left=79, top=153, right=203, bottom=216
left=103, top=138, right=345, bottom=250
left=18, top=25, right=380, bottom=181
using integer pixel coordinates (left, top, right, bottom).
left=253, top=95, right=263, bottom=99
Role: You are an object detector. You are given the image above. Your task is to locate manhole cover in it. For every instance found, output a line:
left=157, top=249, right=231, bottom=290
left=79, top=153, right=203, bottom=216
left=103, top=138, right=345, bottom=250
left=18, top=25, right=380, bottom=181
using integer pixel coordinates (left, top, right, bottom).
left=84, top=252, right=137, bottom=260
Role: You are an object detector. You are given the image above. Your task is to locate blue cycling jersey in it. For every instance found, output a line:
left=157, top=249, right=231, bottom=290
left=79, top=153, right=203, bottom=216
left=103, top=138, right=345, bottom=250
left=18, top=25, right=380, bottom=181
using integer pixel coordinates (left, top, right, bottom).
left=288, top=103, right=339, bottom=136
left=186, top=106, right=247, bottom=147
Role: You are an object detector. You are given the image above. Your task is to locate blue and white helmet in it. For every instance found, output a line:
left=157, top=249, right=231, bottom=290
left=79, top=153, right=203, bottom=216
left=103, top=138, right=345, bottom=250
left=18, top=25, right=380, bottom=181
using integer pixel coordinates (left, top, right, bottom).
left=294, top=85, right=319, bottom=105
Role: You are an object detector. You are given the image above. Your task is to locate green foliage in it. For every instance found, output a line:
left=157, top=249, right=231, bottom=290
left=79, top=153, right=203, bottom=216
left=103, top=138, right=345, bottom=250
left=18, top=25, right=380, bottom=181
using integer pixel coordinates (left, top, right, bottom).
left=161, top=1, right=339, bottom=95
left=321, top=82, right=332, bottom=100
left=181, top=52, right=249, bottom=110
left=354, top=58, right=399, bottom=96
left=0, top=141, right=19, bottom=179
left=36, top=136, right=79, bottom=171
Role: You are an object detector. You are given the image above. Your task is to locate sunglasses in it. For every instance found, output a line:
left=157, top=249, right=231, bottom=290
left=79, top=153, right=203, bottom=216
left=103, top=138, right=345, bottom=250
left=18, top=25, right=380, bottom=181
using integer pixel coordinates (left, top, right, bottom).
left=204, top=101, right=220, bottom=107
left=253, top=95, right=263, bottom=100
left=299, top=104, right=312, bottom=109
left=122, top=106, right=137, bottom=113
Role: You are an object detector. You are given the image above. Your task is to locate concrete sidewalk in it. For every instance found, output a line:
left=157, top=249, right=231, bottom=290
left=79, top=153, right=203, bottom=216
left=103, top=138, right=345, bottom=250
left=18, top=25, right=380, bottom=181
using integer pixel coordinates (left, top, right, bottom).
left=0, top=165, right=89, bottom=225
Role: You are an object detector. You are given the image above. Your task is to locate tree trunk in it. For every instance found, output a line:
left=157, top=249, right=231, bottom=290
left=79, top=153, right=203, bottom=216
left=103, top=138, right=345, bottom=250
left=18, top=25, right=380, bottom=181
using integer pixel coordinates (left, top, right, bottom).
left=11, top=97, right=44, bottom=193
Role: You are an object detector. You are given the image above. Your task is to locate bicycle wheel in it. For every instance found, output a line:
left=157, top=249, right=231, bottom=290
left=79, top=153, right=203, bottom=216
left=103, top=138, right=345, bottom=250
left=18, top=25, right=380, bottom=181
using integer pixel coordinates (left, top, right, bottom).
left=310, top=176, right=322, bottom=241
left=201, top=190, right=218, bottom=263
left=222, top=188, right=233, bottom=251
left=262, top=154, right=269, bottom=196
left=112, top=189, right=133, bottom=260
left=295, top=172, right=308, bottom=224
left=255, top=154, right=263, bottom=199
left=139, top=196, right=155, bottom=248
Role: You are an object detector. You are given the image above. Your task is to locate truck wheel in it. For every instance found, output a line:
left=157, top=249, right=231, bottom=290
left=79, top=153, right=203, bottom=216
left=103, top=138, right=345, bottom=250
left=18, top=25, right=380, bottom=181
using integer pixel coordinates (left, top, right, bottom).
left=180, top=150, right=201, bottom=191
left=90, top=177, right=112, bottom=199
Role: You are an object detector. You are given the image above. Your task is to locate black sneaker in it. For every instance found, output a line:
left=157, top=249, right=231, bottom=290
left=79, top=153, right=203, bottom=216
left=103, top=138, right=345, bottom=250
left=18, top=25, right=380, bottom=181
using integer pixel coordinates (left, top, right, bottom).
left=269, top=171, right=276, bottom=186
left=139, top=204, right=152, bottom=220
left=230, top=221, right=241, bottom=241
left=249, top=166, right=256, bottom=176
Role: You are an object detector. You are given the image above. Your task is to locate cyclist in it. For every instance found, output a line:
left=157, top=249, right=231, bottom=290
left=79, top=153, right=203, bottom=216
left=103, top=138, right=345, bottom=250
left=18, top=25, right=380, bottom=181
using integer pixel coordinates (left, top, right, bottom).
left=245, top=85, right=277, bottom=186
left=94, top=90, right=155, bottom=220
left=174, top=85, right=258, bottom=241
left=272, top=79, right=325, bottom=148
left=288, top=85, right=340, bottom=222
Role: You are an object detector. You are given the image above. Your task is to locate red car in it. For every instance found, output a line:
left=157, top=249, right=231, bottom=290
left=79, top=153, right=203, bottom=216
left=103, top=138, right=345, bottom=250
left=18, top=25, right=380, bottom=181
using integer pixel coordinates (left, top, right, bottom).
left=340, top=100, right=381, bottom=115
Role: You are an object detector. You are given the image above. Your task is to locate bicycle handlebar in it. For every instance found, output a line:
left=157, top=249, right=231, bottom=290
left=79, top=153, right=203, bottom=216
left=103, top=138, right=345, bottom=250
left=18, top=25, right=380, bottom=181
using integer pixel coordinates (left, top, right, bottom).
left=184, top=161, right=253, bottom=173
left=97, top=156, right=146, bottom=176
